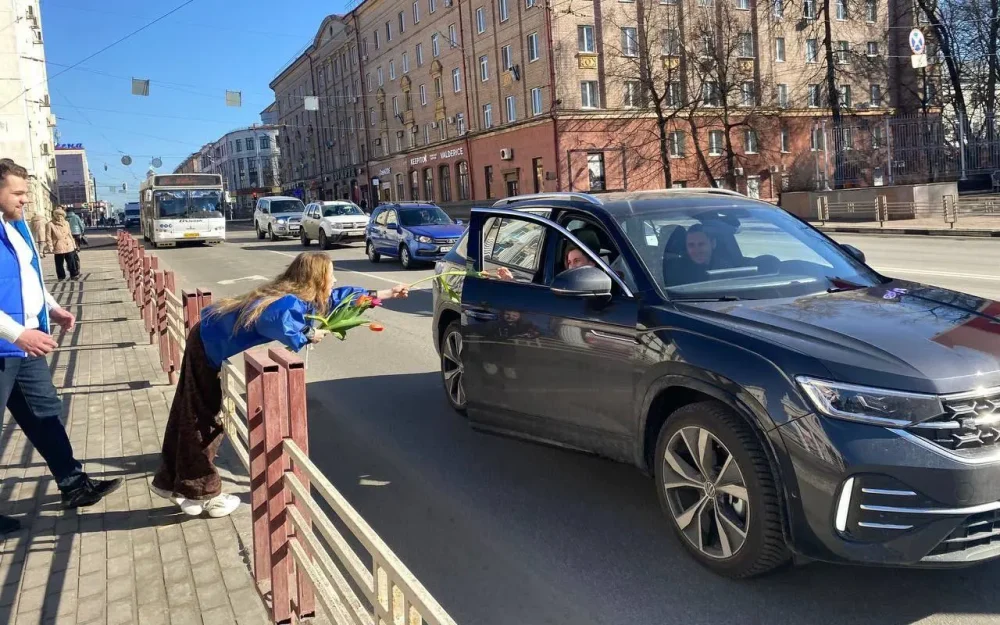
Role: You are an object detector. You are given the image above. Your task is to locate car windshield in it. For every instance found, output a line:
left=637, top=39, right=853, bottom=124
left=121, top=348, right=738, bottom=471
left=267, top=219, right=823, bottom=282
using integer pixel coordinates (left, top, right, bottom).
left=270, top=199, right=304, bottom=214
left=399, top=206, right=453, bottom=226
left=154, top=190, right=223, bottom=218
left=322, top=204, right=365, bottom=217
left=617, top=204, right=885, bottom=301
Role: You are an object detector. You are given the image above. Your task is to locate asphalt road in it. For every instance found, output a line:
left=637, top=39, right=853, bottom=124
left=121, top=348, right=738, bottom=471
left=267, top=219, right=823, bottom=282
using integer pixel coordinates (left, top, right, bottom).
left=141, top=228, right=1000, bottom=625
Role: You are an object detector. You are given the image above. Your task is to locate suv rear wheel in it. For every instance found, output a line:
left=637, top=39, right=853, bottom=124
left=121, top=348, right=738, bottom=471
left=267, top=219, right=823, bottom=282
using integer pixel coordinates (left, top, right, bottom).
left=440, top=321, right=466, bottom=414
left=300, top=230, right=311, bottom=246
left=654, top=401, right=789, bottom=578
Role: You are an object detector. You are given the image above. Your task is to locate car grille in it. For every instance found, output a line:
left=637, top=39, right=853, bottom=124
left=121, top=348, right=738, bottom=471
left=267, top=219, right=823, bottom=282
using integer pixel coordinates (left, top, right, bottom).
left=434, top=237, right=458, bottom=245
left=908, top=391, right=1000, bottom=453
left=927, top=509, right=1000, bottom=557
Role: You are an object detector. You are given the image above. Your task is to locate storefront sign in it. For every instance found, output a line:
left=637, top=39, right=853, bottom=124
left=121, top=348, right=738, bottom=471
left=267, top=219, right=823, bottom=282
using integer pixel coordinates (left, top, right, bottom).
left=378, top=167, right=392, bottom=177
left=409, top=146, right=465, bottom=167
left=55, top=143, right=84, bottom=150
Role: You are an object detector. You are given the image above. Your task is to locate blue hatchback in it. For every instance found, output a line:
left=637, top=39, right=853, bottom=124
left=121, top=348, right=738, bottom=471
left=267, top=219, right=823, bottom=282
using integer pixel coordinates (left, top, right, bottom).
left=365, top=203, right=465, bottom=269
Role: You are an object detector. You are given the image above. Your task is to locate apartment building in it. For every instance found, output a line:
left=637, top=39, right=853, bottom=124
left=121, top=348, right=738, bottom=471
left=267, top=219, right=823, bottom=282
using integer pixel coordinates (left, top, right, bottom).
left=272, top=0, right=919, bottom=204
left=54, top=145, right=93, bottom=206
left=191, top=126, right=281, bottom=213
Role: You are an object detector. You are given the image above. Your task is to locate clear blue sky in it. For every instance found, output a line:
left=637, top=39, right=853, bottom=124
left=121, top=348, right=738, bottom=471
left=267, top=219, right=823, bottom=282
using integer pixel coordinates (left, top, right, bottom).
left=41, top=0, right=341, bottom=207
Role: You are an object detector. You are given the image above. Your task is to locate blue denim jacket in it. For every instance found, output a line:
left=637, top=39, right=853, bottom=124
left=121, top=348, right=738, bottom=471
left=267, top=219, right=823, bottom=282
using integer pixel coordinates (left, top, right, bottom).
left=198, top=286, right=366, bottom=369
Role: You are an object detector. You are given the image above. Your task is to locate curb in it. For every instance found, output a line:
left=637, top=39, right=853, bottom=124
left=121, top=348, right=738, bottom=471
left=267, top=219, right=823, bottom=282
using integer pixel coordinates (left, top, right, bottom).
left=814, top=225, right=1000, bottom=238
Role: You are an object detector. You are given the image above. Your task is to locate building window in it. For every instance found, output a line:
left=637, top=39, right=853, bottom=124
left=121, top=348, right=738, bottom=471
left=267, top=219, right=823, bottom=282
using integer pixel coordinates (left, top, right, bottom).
left=775, top=37, right=785, bottom=62
left=621, top=27, right=638, bottom=57
left=866, top=0, right=876, bottom=21
left=389, top=61, right=396, bottom=80
left=808, top=84, right=820, bottom=107
left=236, top=140, right=242, bottom=153
left=453, top=68, right=462, bottom=92
left=841, top=127, right=853, bottom=150
left=701, top=34, right=715, bottom=57
left=260, top=136, right=270, bottom=149
left=413, top=0, right=420, bottom=22
left=416, top=43, right=424, bottom=66
left=837, top=40, right=849, bottom=64
left=872, top=125, right=884, bottom=148
left=702, top=82, right=720, bottom=106
left=399, top=11, right=406, bottom=32
left=811, top=127, right=825, bottom=151
left=424, top=124, right=431, bottom=144
left=435, top=76, right=443, bottom=98
left=480, top=55, right=490, bottom=81
left=531, top=87, right=543, bottom=115
left=410, top=170, right=419, bottom=199
left=378, top=66, right=384, bottom=86
left=403, top=52, right=410, bottom=73
left=499, top=0, right=509, bottom=21
left=449, top=24, right=457, bottom=46
left=506, top=95, right=517, bottom=122
left=393, top=96, right=400, bottom=117
left=806, top=39, right=818, bottom=63
left=386, top=21, right=393, bottom=41
left=624, top=81, right=641, bottom=108
left=423, top=168, right=434, bottom=200
left=774, top=0, right=784, bottom=17
left=745, top=129, right=759, bottom=154
left=836, top=0, right=847, bottom=19
left=367, top=73, right=373, bottom=92
left=665, top=81, right=681, bottom=106
left=432, top=34, right=440, bottom=57
left=420, top=84, right=428, bottom=105
left=457, top=112, right=466, bottom=134
left=246, top=137, right=255, bottom=150
left=870, top=83, right=882, bottom=106
left=663, top=29, right=680, bottom=56
left=709, top=130, right=724, bottom=156
left=439, top=165, right=452, bottom=202
left=737, top=0, right=749, bottom=8
left=429, top=0, right=436, bottom=12
left=533, top=158, right=544, bottom=193
left=741, top=81, right=755, bottom=106
left=578, top=26, right=595, bottom=53
left=370, top=107, right=376, bottom=126
left=457, top=161, right=470, bottom=200
left=738, top=32, right=754, bottom=58
left=669, top=131, right=685, bottom=157
left=839, top=84, right=852, bottom=107
left=501, top=45, right=513, bottom=71
left=780, top=128, right=790, bottom=153
left=867, top=41, right=879, bottom=57
left=528, top=32, right=540, bottom=61
left=581, top=81, right=599, bottom=108
left=804, top=0, right=816, bottom=17
left=587, top=153, right=606, bottom=191
left=484, top=165, right=494, bottom=198
left=483, top=103, right=493, bottom=128
left=477, top=7, right=487, bottom=33
left=777, top=83, right=788, bottom=108
left=374, top=30, right=380, bottom=49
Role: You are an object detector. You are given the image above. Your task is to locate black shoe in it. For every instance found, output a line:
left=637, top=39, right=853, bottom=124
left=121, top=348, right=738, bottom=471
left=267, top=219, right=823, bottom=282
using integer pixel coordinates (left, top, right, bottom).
left=61, top=477, right=123, bottom=509
left=0, top=515, right=21, bottom=535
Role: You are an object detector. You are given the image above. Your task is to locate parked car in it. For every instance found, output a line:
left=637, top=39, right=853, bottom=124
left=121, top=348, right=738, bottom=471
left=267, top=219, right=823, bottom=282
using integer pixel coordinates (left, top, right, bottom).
left=431, top=189, right=1000, bottom=578
left=254, top=196, right=305, bottom=241
left=300, top=201, right=369, bottom=249
left=365, top=203, right=465, bottom=269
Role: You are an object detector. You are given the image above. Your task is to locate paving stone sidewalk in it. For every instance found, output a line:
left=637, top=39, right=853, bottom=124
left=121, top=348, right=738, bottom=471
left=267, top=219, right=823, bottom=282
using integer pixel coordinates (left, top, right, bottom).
left=0, top=239, right=272, bottom=625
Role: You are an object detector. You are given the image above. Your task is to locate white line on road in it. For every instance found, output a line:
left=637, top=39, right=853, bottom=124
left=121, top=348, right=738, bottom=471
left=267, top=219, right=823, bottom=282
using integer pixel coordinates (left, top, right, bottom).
left=217, top=275, right=267, bottom=285
left=878, top=266, right=1000, bottom=283
left=267, top=249, right=418, bottom=286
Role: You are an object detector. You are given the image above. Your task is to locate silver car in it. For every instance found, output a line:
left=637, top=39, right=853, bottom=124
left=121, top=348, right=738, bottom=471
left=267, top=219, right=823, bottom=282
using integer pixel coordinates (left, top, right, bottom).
left=300, top=201, right=370, bottom=249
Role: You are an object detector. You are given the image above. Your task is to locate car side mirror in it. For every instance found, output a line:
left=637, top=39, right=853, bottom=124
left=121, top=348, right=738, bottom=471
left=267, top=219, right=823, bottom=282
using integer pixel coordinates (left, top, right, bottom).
left=841, top=244, right=866, bottom=264
left=456, top=219, right=464, bottom=225
left=550, top=266, right=613, bottom=298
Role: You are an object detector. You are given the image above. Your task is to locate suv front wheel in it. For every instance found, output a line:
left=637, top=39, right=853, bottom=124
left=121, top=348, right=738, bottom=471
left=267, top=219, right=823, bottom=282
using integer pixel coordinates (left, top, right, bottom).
left=255, top=222, right=265, bottom=240
left=654, top=401, right=789, bottom=579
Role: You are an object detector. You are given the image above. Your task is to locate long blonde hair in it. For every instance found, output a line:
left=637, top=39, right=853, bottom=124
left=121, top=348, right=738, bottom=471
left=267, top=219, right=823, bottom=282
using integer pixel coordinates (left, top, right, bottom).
left=210, top=252, right=333, bottom=331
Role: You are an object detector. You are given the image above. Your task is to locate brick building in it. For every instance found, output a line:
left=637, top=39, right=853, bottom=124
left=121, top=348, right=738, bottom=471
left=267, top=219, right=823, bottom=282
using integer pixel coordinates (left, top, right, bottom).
left=271, top=0, right=923, bottom=206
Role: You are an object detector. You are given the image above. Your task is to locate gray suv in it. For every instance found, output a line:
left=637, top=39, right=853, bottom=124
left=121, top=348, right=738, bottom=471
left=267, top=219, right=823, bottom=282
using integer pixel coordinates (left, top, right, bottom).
left=254, top=196, right=305, bottom=241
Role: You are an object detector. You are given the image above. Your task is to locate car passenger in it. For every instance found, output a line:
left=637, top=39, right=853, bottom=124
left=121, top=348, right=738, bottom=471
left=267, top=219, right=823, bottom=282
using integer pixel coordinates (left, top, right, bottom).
left=495, top=243, right=595, bottom=281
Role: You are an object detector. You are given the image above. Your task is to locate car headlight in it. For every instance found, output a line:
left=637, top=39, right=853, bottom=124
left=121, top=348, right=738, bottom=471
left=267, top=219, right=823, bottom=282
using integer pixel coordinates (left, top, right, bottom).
left=796, top=377, right=943, bottom=427
left=276, top=217, right=287, bottom=223
left=417, top=235, right=433, bottom=243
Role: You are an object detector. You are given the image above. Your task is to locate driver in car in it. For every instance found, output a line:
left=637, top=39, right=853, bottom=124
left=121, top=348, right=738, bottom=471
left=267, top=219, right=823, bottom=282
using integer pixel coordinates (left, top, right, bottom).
left=685, top=224, right=717, bottom=268
left=495, top=243, right=595, bottom=282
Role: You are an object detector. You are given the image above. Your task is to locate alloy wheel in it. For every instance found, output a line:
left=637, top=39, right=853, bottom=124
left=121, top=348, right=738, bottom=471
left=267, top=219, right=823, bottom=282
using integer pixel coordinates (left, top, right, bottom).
left=400, top=246, right=411, bottom=269
left=662, top=426, right=750, bottom=560
left=442, top=330, right=465, bottom=407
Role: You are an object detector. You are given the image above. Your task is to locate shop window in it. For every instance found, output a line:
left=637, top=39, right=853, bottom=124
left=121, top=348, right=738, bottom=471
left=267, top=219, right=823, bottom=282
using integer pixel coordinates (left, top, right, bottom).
left=440, top=165, right=452, bottom=202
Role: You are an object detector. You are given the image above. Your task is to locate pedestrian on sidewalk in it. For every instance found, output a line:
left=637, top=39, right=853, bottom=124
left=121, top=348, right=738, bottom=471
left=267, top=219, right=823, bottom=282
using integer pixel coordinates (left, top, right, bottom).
left=0, top=159, right=122, bottom=536
left=29, top=210, right=48, bottom=258
left=47, top=209, right=81, bottom=280
left=151, top=252, right=409, bottom=518
left=66, top=209, right=86, bottom=247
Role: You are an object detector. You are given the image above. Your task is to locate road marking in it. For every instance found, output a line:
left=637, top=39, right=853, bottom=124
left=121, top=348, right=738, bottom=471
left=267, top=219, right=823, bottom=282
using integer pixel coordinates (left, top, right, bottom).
left=217, top=275, right=267, bottom=285
left=267, top=249, right=427, bottom=286
left=878, top=266, right=1000, bottom=283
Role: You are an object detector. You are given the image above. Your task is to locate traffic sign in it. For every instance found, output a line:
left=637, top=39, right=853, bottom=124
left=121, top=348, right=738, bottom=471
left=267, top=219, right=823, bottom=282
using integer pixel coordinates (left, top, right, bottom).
left=909, top=29, right=925, bottom=54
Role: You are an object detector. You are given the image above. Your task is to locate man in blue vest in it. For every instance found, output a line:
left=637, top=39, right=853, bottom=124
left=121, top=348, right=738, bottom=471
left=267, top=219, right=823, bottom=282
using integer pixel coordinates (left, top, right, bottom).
left=0, top=159, right=121, bottom=535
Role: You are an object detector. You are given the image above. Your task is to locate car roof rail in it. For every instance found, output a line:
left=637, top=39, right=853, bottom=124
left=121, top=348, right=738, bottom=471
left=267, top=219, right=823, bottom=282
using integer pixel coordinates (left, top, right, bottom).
left=491, top=192, right=602, bottom=207
left=607, top=188, right=746, bottom=200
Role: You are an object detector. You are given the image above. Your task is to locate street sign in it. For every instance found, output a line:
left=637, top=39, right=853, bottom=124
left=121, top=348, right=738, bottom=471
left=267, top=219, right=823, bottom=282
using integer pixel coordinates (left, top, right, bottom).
left=912, top=53, right=928, bottom=69
left=909, top=29, right=925, bottom=54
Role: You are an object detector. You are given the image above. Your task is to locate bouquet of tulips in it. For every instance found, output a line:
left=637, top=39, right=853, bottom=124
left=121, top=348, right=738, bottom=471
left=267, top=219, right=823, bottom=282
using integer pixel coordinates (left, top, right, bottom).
left=306, top=293, right=385, bottom=340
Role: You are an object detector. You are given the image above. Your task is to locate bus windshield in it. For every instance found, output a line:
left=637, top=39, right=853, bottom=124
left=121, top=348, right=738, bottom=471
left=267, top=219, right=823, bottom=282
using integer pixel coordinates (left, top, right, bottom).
left=155, top=189, right=223, bottom=218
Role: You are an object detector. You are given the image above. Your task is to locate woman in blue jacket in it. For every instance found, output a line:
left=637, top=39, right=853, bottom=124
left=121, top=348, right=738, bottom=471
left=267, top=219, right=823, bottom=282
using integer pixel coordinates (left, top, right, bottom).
left=151, top=252, right=407, bottom=518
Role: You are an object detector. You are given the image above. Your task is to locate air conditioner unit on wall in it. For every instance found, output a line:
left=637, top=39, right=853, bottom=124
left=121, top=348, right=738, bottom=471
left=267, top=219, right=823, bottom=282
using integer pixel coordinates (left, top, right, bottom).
left=769, top=165, right=780, bottom=173
left=500, top=148, right=514, bottom=160
left=431, top=121, right=439, bottom=128
left=734, top=167, right=744, bottom=176
left=447, top=116, right=456, bottom=124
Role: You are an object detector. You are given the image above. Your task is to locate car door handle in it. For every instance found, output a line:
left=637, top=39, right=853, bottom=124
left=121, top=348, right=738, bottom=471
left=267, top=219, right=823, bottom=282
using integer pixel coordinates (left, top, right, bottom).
left=466, top=309, right=497, bottom=322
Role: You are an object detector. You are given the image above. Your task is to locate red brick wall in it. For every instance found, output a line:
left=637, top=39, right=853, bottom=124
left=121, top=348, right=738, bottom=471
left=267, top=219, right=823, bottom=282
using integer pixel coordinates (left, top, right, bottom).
left=468, top=119, right=557, bottom=199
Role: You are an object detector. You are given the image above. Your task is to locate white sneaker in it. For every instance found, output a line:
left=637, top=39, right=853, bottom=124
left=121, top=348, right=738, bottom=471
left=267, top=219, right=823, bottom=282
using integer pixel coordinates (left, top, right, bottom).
left=150, top=484, right=205, bottom=516
left=202, top=493, right=240, bottom=518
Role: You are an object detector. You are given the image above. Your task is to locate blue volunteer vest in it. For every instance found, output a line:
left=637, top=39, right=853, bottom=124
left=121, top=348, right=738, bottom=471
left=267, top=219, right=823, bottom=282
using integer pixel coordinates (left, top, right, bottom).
left=0, top=219, right=50, bottom=358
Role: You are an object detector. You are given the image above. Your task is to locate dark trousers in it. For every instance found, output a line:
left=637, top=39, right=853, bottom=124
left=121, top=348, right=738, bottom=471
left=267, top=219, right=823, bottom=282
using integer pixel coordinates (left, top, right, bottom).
left=152, top=323, right=224, bottom=499
left=0, top=356, right=84, bottom=491
left=54, top=252, right=80, bottom=280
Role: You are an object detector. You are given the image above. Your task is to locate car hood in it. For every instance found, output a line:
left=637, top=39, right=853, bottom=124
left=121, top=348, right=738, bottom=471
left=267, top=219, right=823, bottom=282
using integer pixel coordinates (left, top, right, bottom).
left=675, top=280, right=1000, bottom=395
left=403, top=224, right=465, bottom=238
left=323, top=215, right=369, bottom=225
left=272, top=212, right=303, bottom=220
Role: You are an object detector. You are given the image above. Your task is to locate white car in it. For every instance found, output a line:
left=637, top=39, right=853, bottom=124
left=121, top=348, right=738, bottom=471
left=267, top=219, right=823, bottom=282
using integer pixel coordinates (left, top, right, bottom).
left=300, top=201, right=370, bottom=249
left=254, top=196, right=305, bottom=241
